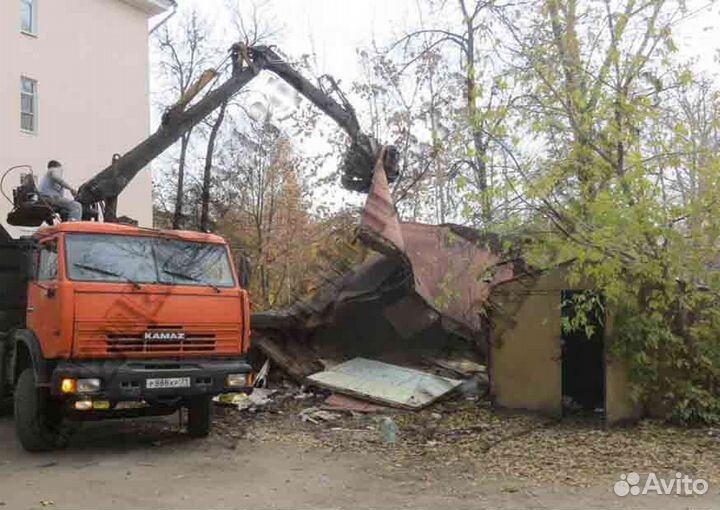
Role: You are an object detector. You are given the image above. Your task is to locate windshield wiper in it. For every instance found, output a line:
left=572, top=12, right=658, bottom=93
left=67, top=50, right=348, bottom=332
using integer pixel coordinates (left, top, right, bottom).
left=161, top=268, right=221, bottom=293
left=73, top=263, right=142, bottom=290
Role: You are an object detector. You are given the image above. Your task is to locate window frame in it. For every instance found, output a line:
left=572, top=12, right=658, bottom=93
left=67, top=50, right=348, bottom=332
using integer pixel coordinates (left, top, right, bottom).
left=63, top=233, right=238, bottom=288
left=20, top=0, right=38, bottom=36
left=36, top=239, right=59, bottom=282
left=20, top=76, right=37, bottom=134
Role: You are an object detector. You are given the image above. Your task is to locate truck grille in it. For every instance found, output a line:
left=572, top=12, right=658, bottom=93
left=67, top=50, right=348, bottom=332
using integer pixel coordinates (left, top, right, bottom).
left=106, top=333, right=216, bottom=353
left=73, top=323, right=243, bottom=358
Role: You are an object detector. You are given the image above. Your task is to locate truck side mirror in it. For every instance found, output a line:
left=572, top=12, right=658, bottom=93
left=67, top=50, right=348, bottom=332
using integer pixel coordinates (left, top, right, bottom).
left=236, top=254, right=251, bottom=289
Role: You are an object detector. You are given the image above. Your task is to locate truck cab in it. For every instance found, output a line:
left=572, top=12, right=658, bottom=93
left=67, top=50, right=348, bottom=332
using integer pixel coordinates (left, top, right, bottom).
left=1, top=222, right=252, bottom=451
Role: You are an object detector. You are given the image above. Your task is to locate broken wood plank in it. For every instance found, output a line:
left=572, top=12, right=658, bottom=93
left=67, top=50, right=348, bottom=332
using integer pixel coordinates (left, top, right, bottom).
left=252, top=334, right=322, bottom=381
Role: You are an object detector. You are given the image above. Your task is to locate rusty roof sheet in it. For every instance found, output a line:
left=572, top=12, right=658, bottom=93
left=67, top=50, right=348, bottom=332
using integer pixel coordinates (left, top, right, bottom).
left=359, top=153, right=515, bottom=334
left=251, top=150, right=517, bottom=380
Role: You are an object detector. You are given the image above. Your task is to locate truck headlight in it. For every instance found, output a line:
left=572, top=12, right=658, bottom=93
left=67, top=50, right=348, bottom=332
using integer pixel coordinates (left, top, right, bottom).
left=226, top=373, right=249, bottom=388
left=77, top=378, right=101, bottom=393
left=60, top=378, right=77, bottom=394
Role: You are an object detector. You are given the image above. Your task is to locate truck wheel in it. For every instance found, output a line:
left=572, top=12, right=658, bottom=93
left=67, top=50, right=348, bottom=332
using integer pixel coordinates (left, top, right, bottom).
left=186, top=396, right=212, bottom=438
left=14, top=368, right=62, bottom=452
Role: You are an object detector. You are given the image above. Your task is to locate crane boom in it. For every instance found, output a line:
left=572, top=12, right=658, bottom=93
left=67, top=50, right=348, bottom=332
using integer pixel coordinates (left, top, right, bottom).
left=77, top=60, right=257, bottom=220
left=8, top=44, right=398, bottom=226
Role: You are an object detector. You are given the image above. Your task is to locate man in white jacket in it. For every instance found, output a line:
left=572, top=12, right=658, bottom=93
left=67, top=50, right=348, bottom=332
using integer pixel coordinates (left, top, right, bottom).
left=37, top=160, right=82, bottom=221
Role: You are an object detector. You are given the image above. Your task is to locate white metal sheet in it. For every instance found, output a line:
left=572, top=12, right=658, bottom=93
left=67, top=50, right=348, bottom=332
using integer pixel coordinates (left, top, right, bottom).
left=306, top=358, right=462, bottom=409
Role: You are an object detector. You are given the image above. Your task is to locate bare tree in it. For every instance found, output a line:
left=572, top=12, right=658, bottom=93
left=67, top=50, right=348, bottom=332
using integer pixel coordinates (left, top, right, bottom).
left=361, top=0, right=514, bottom=226
left=199, top=100, right=228, bottom=231
left=154, top=9, right=213, bottom=229
left=225, top=0, right=280, bottom=46
left=195, top=0, right=280, bottom=232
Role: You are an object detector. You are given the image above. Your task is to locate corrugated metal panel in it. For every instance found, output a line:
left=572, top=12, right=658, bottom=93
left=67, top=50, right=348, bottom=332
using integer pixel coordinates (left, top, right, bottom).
left=251, top=150, right=520, bottom=380
left=307, top=358, right=461, bottom=409
left=359, top=153, right=515, bottom=334
left=360, top=154, right=405, bottom=251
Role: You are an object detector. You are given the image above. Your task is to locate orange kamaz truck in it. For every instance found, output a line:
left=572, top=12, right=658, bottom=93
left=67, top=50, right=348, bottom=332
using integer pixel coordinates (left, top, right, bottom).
left=0, top=43, right=396, bottom=451
left=0, top=222, right=252, bottom=450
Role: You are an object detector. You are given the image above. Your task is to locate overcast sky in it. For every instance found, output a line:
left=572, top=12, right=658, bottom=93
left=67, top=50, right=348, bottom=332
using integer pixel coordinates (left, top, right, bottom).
left=171, top=0, right=719, bottom=83
left=168, top=0, right=413, bottom=80
left=155, top=0, right=720, bottom=211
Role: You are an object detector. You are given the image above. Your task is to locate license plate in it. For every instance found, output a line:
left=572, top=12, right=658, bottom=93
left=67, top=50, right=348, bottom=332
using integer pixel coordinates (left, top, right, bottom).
left=146, top=377, right=191, bottom=389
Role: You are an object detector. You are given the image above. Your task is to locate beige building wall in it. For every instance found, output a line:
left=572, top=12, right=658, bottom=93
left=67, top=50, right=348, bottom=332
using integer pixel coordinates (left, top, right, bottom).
left=490, top=272, right=564, bottom=417
left=603, top=314, right=643, bottom=424
left=490, top=268, right=642, bottom=423
left=0, top=0, right=169, bottom=237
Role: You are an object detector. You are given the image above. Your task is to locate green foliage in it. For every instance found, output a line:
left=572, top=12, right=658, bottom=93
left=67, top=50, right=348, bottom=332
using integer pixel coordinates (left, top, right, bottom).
left=561, top=291, right=605, bottom=339
left=367, top=0, right=719, bottom=425
left=610, top=299, right=720, bottom=425
left=492, top=0, right=720, bottom=425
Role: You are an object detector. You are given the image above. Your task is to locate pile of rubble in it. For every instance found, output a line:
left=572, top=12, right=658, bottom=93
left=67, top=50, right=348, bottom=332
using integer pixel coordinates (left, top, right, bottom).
left=213, top=152, right=515, bottom=455
left=213, top=369, right=489, bottom=450
left=243, top=153, right=511, bottom=417
left=215, top=354, right=489, bottom=433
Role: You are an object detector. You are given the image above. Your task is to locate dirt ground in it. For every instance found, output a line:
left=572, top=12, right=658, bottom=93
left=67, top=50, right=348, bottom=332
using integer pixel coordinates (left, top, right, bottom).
left=1, top=391, right=719, bottom=509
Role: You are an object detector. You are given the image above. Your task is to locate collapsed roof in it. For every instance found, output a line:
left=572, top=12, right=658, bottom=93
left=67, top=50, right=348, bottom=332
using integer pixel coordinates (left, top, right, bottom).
left=251, top=152, right=522, bottom=380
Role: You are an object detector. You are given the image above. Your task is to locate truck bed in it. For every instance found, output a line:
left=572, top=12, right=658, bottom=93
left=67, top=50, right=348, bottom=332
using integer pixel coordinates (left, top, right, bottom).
left=0, top=237, right=31, bottom=332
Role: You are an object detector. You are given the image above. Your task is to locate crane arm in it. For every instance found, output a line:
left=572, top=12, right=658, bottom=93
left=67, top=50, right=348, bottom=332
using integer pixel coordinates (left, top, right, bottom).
left=78, top=44, right=398, bottom=219
left=9, top=44, right=397, bottom=227
left=76, top=54, right=258, bottom=220
left=251, top=46, right=361, bottom=140
left=251, top=46, right=396, bottom=193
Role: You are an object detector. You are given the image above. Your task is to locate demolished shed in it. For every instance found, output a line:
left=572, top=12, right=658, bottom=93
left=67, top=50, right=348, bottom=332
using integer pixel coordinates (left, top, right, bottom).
left=250, top=150, right=642, bottom=424
left=251, top=152, right=517, bottom=381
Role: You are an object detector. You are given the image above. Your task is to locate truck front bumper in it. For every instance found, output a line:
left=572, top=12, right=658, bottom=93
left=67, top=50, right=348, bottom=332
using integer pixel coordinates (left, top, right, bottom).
left=50, top=357, right=252, bottom=401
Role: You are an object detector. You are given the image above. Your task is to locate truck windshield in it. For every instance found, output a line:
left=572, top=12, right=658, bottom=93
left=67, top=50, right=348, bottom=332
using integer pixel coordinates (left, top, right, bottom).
left=65, top=234, right=235, bottom=288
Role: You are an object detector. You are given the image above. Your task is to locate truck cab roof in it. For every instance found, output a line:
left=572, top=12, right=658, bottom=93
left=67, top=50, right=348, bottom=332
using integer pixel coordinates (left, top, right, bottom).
left=33, top=222, right=228, bottom=245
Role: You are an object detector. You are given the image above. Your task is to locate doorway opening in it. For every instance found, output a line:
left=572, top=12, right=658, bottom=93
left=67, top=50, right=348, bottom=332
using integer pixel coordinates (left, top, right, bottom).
left=561, top=290, right=605, bottom=416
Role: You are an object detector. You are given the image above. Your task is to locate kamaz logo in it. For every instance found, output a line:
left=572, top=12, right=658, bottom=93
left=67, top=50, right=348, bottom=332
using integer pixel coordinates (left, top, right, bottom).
left=144, top=331, right=185, bottom=341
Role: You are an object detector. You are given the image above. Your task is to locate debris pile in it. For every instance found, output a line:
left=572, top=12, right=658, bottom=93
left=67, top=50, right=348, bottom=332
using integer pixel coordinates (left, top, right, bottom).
left=212, top=151, right=521, bottom=461
left=214, top=153, right=516, bottom=445
left=214, top=388, right=276, bottom=412
left=248, top=152, right=516, bottom=411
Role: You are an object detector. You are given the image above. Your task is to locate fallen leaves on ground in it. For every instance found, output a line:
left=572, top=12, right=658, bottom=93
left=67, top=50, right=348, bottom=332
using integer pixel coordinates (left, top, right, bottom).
left=213, top=390, right=720, bottom=488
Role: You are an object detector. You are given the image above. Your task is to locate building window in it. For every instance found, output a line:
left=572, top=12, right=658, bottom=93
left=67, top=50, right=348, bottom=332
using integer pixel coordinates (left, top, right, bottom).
left=21, top=77, right=37, bottom=133
left=21, top=0, right=37, bottom=34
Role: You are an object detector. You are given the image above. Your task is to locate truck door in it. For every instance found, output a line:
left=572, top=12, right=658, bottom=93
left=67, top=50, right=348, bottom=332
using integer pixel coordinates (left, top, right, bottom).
left=27, top=238, right=62, bottom=353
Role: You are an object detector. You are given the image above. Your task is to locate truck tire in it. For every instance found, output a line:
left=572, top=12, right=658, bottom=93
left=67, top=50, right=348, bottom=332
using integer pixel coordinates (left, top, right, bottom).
left=14, top=368, right=62, bottom=452
left=186, top=396, right=212, bottom=438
